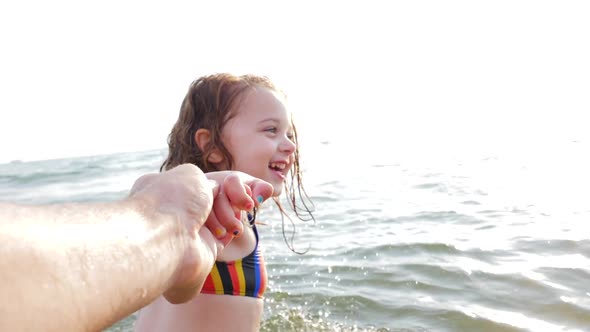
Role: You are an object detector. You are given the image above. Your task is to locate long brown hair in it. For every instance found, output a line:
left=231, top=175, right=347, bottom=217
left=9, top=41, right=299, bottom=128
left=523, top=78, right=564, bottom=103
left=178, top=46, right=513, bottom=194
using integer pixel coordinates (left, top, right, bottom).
left=162, top=73, right=314, bottom=252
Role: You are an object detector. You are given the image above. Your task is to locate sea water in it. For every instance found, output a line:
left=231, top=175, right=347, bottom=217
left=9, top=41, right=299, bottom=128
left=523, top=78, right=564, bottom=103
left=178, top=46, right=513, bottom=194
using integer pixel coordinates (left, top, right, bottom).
left=1, top=139, right=589, bottom=332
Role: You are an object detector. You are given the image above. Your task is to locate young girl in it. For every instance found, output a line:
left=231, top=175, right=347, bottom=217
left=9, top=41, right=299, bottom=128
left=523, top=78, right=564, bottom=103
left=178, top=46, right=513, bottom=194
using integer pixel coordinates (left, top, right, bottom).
left=134, top=73, right=314, bottom=332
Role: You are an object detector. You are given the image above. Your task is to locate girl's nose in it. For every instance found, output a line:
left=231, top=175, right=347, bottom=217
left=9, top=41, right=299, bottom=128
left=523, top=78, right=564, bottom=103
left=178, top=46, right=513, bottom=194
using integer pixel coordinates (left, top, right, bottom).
left=280, top=135, right=296, bottom=154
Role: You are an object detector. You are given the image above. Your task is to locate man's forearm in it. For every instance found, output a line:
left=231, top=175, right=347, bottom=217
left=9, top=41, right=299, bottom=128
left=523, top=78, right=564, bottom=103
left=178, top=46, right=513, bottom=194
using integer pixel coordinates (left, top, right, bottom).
left=0, top=199, right=186, bottom=331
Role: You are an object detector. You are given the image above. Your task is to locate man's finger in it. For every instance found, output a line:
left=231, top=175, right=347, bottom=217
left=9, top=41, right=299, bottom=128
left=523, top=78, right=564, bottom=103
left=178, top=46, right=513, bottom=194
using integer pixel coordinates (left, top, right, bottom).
left=128, top=173, right=155, bottom=196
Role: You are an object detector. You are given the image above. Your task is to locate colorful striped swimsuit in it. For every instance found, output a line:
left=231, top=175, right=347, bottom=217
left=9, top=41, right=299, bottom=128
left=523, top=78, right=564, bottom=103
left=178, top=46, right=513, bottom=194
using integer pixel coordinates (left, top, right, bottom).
left=201, top=224, right=267, bottom=299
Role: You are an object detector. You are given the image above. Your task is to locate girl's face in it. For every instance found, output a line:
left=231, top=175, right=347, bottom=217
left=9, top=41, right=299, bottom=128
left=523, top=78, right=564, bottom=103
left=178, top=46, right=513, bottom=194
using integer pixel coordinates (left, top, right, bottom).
left=220, top=87, right=296, bottom=196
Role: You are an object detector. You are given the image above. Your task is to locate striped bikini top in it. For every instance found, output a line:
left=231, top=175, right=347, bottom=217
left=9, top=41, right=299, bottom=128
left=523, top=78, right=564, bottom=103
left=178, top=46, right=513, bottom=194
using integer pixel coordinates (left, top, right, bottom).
left=201, top=224, right=267, bottom=299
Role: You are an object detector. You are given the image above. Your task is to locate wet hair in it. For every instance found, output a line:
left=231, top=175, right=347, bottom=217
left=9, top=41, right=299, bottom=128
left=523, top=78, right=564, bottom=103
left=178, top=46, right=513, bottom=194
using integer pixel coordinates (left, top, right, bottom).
left=161, top=73, right=314, bottom=252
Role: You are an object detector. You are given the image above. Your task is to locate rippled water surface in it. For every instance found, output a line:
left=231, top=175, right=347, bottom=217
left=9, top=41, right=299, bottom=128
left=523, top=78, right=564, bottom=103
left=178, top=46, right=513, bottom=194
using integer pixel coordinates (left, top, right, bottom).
left=2, top=140, right=589, bottom=331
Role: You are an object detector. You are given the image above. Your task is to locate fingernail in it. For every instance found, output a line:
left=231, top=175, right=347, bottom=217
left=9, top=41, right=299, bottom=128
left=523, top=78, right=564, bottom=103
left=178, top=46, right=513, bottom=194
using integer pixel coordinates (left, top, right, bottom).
left=245, top=201, right=253, bottom=210
left=257, top=195, right=264, bottom=203
left=215, top=228, right=226, bottom=237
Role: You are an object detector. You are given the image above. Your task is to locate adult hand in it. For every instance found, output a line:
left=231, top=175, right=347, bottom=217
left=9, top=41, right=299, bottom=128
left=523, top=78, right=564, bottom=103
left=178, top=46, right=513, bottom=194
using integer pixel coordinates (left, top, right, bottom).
left=129, top=165, right=273, bottom=304
left=129, top=164, right=215, bottom=304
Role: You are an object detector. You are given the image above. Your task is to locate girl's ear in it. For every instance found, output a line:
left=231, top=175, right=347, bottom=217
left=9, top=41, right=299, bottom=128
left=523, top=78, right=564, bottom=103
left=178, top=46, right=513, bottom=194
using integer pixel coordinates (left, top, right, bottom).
left=194, top=129, right=224, bottom=164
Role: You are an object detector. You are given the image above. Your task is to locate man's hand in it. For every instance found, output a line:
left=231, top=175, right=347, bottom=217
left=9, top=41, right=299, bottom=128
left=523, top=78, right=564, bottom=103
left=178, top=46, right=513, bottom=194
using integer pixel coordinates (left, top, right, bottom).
left=129, top=164, right=273, bottom=304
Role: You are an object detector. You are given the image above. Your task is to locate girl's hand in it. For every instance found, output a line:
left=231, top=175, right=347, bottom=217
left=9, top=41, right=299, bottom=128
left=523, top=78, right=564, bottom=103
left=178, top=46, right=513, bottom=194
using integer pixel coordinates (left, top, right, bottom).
left=205, top=171, right=273, bottom=247
left=128, top=165, right=272, bottom=304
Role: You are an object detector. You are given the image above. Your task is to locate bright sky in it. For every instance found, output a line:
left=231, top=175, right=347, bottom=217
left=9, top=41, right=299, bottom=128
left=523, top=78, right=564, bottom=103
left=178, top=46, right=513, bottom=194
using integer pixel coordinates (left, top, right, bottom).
left=1, top=0, right=589, bottom=163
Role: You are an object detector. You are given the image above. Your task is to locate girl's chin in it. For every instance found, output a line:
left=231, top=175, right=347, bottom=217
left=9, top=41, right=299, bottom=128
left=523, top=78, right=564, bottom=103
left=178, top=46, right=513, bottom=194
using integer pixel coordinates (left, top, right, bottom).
left=271, top=184, right=283, bottom=197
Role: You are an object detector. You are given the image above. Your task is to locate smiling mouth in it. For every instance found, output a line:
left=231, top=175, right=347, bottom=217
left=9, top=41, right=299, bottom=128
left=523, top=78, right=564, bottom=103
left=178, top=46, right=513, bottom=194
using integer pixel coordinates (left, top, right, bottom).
left=269, top=162, right=287, bottom=171
left=268, top=162, right=289, bottom=179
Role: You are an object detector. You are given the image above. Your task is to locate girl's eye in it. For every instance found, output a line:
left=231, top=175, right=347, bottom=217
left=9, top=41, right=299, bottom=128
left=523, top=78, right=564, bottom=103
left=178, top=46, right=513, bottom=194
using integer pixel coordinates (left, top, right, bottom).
left=287, top=133, right=295, bottom=140
left=265, top=127, right=277, bottom=133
